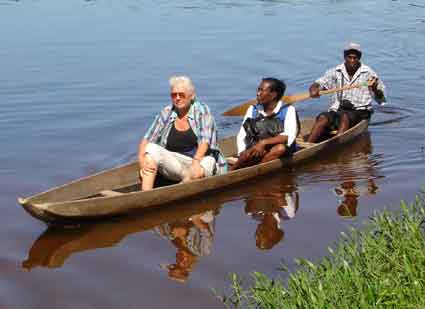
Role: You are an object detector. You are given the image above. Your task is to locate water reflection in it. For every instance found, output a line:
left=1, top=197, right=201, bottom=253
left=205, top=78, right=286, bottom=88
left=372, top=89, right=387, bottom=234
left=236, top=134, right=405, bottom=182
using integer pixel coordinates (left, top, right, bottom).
left=332, top=134, right=381, bottom=218
left=334, top=179, right=378, bottom=218
left=243, top=174, right=299, bottom=250
left=299, top=132, right=383, bottom=218
left=22, top=198, right=223, bottom=278
left=156, top=209, right=217, bottom=283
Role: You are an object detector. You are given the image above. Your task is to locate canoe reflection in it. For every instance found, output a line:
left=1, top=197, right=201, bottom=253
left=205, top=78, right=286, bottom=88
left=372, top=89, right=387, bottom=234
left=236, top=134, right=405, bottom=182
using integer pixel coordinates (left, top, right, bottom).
left=244, top=175, right=299, bottom=250
left=22, top=197, right=222, bottom=276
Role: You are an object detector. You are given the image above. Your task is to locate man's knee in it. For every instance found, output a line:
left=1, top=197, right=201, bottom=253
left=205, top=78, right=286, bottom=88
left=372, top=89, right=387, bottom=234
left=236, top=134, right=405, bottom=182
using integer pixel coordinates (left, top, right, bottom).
left=317, top=115, right=330, bottom=126
left=338, top=113, right=351, bottom=127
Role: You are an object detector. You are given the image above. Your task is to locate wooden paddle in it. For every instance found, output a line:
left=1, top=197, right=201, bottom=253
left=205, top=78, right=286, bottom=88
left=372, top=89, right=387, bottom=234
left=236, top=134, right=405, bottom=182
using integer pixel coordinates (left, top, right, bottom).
left=222, top=81, right=370, bottom=116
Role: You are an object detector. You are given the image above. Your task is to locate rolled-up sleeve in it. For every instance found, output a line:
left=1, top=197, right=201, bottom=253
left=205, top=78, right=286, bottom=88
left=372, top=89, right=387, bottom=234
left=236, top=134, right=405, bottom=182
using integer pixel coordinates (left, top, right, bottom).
left=143, top=106, right=170, bottom=143
left=315, top=68, right=336, bottom=90
left=198, top=106, right=215, bottom=145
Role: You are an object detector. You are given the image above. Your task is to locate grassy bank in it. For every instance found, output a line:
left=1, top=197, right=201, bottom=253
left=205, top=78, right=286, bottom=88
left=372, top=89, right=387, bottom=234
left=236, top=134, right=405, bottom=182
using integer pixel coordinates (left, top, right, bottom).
left=219, top=195, right=425, bottom=308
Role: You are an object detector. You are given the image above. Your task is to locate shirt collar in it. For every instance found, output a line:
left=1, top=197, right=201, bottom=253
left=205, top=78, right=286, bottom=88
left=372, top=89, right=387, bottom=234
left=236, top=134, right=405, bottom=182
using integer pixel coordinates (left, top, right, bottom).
left=336, top=63, right=368, bottom=83
left=170, top=99, right=197, bottom=120
left=257, top=100, right=283, bottom=115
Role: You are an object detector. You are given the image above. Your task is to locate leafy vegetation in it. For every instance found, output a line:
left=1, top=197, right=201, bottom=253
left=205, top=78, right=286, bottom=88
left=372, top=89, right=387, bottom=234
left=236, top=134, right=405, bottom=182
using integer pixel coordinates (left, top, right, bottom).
left=218, top=195, right=425, bottom=308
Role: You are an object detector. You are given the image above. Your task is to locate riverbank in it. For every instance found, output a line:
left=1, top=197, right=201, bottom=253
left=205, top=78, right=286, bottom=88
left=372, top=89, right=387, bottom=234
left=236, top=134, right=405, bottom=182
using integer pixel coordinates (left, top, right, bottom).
left=221, top=193, right=425, bottom=308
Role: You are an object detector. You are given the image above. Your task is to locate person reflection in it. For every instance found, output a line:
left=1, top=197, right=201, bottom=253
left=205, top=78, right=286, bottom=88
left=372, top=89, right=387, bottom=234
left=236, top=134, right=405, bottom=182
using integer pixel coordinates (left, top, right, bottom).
left=335, top=179, right=379, bottom=218
left=245, top=187, right=299, bottom=250
left=156, top=210, right=216, bottom=283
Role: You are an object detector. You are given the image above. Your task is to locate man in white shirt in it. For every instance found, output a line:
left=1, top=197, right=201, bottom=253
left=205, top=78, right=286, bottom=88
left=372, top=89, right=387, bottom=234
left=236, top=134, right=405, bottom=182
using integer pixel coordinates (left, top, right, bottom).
left=307, top=42, right=386, bottom=143
left=230, top=78, right=298, bottom=171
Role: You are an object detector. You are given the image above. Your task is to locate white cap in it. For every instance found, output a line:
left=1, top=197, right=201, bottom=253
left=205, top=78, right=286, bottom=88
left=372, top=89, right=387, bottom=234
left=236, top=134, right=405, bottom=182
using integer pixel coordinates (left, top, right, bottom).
left=344, top=42, right=361, bottom=52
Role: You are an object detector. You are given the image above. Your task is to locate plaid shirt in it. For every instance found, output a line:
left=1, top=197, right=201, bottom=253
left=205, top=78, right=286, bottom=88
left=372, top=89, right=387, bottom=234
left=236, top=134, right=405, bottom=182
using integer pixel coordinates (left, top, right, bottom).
left=316, top=63, right=386, bottom=112
left=144, top=99, right=227, bottom=174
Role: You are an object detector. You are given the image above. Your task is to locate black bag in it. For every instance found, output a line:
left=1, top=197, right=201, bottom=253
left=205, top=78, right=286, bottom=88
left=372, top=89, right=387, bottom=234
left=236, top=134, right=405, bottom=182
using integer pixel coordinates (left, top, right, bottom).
left=243, top=115, right=285, bottom=149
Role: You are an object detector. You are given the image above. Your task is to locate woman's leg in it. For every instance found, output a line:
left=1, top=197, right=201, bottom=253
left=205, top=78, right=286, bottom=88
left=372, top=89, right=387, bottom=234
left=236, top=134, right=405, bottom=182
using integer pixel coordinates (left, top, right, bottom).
left=141, top=143, right=189, bottom=190
left=141, top=153, right=158, bottom=191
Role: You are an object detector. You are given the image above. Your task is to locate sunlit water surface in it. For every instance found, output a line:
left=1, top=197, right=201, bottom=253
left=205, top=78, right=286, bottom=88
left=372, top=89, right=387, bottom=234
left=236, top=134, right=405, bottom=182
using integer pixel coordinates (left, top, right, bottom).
left=1, top=0, right=425, bottom=308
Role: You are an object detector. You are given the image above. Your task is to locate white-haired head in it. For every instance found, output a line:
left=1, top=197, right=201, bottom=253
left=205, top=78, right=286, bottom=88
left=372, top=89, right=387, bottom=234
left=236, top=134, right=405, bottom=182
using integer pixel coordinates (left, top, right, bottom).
left=169, top=75, right=196, bottom=95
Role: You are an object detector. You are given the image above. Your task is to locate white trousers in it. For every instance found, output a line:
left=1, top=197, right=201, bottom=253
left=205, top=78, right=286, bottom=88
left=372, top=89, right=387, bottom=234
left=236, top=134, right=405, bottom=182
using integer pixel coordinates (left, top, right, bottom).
left=144, top=143, right=216, bottom=181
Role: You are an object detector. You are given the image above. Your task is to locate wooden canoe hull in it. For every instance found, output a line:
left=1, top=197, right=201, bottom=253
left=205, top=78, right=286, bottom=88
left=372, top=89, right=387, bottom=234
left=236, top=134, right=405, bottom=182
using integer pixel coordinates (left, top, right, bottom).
left=18, top=118, right=368, bottom=224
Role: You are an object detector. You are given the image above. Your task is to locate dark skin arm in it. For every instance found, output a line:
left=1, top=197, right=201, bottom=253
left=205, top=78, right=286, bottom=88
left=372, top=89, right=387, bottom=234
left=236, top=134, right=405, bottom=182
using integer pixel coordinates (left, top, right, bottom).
left=247, top=134, right=288, bottom=158
left=368, top=77, right=385, bottom=101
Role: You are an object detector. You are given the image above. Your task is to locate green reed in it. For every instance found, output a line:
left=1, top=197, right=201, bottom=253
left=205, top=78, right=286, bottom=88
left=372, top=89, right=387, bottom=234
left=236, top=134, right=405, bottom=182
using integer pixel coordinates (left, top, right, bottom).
left=218, top=195, right=425, bottom=308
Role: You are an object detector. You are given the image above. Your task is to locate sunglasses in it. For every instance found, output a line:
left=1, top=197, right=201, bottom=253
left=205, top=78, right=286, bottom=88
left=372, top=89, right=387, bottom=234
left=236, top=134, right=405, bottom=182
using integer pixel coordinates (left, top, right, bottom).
left=170, top=92, right=187, bottom=99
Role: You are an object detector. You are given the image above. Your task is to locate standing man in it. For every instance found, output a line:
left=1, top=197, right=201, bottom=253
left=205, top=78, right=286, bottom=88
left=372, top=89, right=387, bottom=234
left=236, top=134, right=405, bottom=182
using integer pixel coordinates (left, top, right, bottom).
left=307, top=42, right=386, bottom=143
left=230, top=77, right=298, bottom=171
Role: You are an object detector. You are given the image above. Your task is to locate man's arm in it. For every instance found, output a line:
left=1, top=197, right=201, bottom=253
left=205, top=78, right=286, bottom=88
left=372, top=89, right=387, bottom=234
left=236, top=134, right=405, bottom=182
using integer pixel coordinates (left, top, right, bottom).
left=309, top=68, right=336, bottom=97
left=368, top=75, right=386, bottom=104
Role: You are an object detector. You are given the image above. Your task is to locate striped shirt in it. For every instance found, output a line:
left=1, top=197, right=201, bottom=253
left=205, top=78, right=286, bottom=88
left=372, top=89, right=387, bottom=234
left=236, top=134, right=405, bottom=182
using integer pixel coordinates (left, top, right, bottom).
left=316, top=63, right=386, bottom=112
left=144, top=99, right=227, bottom=175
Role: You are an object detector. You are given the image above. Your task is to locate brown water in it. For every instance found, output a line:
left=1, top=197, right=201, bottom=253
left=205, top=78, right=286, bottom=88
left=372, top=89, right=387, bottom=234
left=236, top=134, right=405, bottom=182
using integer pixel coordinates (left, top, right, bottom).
left=2, top=0, right=425, bottom=308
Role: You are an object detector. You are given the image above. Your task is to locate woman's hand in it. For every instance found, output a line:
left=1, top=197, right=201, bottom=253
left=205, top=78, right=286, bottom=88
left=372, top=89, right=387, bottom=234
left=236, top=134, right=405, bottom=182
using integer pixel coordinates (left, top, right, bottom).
left=190, top=159, right=205, bottom=179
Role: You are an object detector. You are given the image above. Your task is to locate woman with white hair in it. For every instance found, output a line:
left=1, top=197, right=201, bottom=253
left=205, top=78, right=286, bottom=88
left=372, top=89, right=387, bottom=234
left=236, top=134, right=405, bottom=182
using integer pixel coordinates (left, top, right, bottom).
left=138, top=76, right=227, bottom=191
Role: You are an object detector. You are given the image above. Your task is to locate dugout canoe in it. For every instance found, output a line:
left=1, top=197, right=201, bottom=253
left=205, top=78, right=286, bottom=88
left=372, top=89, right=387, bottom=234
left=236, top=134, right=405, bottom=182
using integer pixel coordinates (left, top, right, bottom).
left=18, top=118, right=368, bottom=224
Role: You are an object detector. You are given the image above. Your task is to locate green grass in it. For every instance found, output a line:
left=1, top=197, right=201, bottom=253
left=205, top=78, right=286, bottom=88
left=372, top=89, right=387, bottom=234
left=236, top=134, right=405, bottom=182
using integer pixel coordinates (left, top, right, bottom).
left=218, top=195, right=425, bottom=308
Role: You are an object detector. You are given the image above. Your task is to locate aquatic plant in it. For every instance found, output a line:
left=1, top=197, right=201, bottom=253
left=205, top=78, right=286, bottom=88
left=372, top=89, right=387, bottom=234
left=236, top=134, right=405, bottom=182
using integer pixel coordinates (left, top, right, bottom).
left=219, top=194, right=425, bottom=308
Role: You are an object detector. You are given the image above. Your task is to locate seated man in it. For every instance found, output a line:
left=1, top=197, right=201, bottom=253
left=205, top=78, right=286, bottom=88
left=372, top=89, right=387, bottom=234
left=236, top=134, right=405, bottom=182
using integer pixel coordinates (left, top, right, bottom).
left=307, top=42, right=387, bottom=143
left=138, top=75, right=227, bottom=191
left=230, top=77, right=298, bottom=171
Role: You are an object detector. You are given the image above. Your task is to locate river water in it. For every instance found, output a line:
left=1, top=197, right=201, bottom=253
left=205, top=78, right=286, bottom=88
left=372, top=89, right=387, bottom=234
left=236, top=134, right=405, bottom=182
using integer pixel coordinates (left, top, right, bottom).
left=1, top=0, right=425, bottom=308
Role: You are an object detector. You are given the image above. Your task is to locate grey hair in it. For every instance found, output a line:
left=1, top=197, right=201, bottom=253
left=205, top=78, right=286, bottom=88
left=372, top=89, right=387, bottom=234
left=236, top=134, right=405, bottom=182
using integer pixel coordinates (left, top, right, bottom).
left=169, top=75, right=195, bottom=94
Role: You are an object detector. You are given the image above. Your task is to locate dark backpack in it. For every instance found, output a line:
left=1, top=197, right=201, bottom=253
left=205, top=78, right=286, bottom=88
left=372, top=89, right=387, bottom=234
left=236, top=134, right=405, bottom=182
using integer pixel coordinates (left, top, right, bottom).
left=243, top=104, right=300, bottom=149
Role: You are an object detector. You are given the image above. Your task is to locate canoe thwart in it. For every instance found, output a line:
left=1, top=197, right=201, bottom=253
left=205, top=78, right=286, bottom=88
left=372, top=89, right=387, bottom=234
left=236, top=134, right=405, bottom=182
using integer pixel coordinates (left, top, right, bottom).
left=296, top=138, right=316, bottom=148
left=99, top=190, right=124, bottom=197
left=226, top=156, right=238, bottom=165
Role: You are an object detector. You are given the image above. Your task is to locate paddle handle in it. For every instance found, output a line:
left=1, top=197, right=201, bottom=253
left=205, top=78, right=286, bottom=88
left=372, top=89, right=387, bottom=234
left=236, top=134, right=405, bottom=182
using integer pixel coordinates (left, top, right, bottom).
left=223, top=81, right=370, bottom=116
left=283, top=82, right=369, bottom=104
left=319, top=82, right=368, bottom=96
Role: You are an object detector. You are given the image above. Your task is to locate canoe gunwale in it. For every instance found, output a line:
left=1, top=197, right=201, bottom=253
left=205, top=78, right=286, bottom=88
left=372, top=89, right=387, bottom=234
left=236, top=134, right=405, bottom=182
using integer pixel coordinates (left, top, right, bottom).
left=19, top=119, right=369, bottom=223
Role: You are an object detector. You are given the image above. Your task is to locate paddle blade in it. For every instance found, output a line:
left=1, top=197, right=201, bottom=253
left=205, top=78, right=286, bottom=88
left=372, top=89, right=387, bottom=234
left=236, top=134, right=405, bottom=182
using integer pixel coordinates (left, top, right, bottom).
left=222, top=99, right=257, bottom=116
